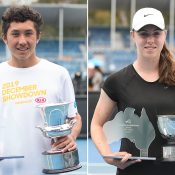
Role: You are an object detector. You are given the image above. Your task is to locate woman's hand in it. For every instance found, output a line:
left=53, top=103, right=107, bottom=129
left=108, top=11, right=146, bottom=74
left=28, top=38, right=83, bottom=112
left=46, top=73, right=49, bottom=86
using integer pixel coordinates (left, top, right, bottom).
left=51, top=134, right=77, bottom=153
left=103, top=152, right=141, bottom=170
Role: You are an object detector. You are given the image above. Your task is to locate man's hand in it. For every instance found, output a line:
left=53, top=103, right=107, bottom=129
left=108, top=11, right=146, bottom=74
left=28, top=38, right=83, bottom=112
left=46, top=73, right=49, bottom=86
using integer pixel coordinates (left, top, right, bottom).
left=51, top=113, right=81, bottom=153
left=51, top=134, right=77, bottom=153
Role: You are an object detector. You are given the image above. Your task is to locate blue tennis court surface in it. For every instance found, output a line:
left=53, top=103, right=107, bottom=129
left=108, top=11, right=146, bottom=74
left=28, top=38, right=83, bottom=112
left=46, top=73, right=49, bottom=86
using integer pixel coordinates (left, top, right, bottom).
left=88, top=138, right=120, bottom=175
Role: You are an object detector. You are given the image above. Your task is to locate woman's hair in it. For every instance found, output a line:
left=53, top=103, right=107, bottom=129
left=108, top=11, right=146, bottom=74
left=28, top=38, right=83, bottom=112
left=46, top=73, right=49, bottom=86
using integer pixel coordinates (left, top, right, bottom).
left=159, top=43, right=175, bottom=86
left=1, top=5, right=43, bottom=37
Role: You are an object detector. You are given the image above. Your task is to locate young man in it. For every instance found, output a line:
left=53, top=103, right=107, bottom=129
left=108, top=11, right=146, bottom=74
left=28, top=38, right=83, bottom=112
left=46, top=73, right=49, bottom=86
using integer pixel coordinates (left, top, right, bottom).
left=0, top=5, right=82, bottom=174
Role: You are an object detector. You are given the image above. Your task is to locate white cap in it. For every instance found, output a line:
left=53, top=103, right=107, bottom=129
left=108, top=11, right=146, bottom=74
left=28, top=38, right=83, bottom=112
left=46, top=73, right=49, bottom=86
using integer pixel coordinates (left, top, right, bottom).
left=132, top=8, right=165, bottom=31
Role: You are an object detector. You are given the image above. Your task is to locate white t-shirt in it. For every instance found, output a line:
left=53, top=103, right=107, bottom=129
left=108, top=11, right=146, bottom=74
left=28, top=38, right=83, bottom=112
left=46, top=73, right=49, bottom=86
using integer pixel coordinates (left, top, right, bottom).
left=0, top=59, right=78, bottom=175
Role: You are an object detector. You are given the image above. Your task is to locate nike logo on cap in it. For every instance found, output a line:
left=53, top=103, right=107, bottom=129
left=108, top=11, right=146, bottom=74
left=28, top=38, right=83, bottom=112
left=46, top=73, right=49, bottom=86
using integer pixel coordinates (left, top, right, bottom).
left=144, top=14, right=153, bottom=17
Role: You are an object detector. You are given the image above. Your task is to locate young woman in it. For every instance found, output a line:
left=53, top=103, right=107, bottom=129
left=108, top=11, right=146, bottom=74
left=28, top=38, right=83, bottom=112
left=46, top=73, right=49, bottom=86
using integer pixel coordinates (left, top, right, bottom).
left=91, top=7, right=175, bottom=175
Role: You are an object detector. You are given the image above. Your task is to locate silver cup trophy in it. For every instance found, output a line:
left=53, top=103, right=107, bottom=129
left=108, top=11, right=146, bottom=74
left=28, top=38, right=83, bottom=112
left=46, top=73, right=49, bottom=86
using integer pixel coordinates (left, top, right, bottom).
left=37, top=102, right=81, bottom=174
left=157, top=115, right=175, bottom=161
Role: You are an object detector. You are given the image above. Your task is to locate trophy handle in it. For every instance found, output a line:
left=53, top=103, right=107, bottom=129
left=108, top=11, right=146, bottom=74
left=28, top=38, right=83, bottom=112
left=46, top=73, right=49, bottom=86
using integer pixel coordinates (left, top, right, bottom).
left=69, top=118, right=77, bottom=127
left=36, top=125, right=47, bottom=137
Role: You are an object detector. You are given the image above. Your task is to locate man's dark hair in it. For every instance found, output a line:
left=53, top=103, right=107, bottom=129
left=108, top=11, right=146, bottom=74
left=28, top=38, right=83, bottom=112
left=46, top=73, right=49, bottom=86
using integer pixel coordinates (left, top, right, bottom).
left=1, top=5, right=44, bottom=36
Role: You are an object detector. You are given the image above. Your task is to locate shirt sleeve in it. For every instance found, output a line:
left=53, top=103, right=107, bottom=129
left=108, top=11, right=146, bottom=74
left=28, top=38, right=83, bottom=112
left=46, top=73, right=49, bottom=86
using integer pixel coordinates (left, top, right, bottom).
left=102, top=73, right=119, bottom=102
left=61, top=69, right=78, bottom=118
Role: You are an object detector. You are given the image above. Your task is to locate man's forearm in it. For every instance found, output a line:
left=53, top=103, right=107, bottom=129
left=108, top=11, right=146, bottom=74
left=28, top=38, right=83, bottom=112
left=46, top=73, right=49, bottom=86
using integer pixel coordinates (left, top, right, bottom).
left=70, top=113, right=82, bottom=140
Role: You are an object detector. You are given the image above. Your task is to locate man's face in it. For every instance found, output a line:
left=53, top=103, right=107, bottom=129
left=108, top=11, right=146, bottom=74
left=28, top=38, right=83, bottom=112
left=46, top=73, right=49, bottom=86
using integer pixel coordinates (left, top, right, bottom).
left=3, top=20, right=39, bottom=63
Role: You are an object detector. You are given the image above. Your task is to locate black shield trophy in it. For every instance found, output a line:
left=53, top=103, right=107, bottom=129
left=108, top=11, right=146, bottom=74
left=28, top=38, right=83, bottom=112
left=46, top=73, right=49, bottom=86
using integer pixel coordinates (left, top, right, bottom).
left=157, top=115, right=175, bottom=161
left=37, top=102, right=81, bottom=174
left=103, top=108, right=156, bottom=160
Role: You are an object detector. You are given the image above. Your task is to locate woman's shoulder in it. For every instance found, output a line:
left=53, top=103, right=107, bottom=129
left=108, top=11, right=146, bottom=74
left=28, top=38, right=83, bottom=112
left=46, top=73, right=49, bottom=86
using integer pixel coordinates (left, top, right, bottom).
left=106, top=64, right=134, bottom=81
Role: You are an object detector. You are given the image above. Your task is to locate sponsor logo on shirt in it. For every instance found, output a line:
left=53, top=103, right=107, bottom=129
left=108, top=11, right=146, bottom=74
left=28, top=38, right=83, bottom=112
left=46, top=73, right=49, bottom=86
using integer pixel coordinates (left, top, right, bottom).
left=35, top=97, right=46, bottom=103
left=2, top=80, right=47, bottom=104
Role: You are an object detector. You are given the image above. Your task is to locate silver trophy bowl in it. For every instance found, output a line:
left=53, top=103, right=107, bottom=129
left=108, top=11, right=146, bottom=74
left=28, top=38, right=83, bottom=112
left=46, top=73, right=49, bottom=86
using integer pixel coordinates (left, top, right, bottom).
left=37, top=103, right=81, bottom=174
left=157, top=115, right=175, bottom=161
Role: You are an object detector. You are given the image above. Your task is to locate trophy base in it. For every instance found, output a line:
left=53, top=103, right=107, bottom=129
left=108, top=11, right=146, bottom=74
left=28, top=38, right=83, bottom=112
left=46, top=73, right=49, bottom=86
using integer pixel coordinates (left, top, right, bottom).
left=42, top=164, right=82, bottom=174
left=161, top=145, right=175, bottom=162
left=42, top=149, right=81, bottom=173
left=103, top=155, right=156, bottom=161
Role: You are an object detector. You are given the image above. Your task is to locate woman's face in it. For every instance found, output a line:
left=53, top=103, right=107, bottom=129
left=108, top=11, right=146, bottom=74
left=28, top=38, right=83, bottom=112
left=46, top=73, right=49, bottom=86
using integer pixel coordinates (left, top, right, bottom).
left=131, top=25, right=167, bottom=60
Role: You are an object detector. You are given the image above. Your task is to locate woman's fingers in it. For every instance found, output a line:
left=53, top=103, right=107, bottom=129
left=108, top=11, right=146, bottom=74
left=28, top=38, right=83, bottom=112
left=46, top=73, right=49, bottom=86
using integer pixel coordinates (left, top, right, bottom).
left=120, top=153, right=132, bottom=163
left=103, top=152, right=141, bottom=170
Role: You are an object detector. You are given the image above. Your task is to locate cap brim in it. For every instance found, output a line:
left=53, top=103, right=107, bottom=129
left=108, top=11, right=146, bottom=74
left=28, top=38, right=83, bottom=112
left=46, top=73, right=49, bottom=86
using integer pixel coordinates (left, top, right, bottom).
left=134, top=21, right=164, bottom=31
